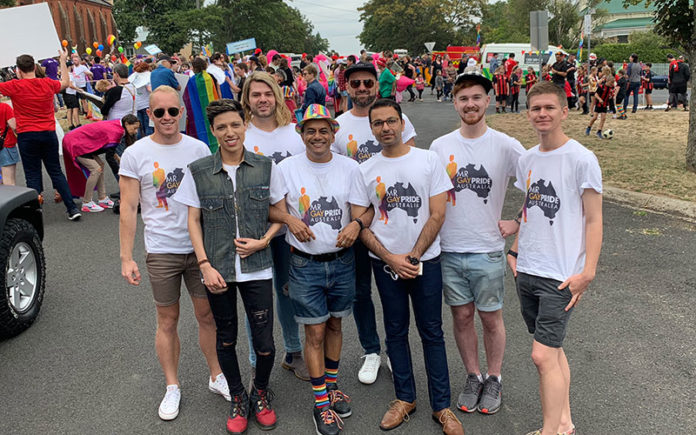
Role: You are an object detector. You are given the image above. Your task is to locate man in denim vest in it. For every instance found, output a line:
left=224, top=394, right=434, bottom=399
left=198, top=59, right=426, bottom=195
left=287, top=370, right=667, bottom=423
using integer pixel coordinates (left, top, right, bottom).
left=173, top=99, right=281, bottom=434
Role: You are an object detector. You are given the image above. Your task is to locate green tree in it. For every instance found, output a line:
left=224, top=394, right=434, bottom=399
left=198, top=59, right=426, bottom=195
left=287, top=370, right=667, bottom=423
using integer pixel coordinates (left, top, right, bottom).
left=0, top=0, right=16, bottom=7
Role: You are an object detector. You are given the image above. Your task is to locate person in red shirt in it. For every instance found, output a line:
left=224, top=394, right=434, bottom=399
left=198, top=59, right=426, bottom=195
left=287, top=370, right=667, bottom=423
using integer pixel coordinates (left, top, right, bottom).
left=0, top=49, right=82, bottom=220
left=0, top=102, right=18, bottom=185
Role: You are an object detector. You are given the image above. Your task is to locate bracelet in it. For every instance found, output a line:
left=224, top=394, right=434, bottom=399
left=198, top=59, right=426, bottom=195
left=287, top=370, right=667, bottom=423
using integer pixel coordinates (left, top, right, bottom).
left=353, top=217, right=365, bottom=231
left=197, top=258, right=210, bottom=266
left=513, top=217, right=521, bottom=225
left=507, top=250, right=518, bottom=258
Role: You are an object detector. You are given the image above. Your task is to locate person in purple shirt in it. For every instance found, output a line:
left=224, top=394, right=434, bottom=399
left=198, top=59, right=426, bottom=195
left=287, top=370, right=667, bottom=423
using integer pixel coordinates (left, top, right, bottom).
left=90, top=57, right=108, bottom=96
left=41, top=57, right=63, bottom=108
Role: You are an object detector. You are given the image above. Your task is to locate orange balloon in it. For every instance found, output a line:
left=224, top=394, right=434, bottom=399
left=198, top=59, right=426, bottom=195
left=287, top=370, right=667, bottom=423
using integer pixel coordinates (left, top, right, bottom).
left=93, top=42, right=99, bottom=49
left=61, top=40, right=68, bottom=47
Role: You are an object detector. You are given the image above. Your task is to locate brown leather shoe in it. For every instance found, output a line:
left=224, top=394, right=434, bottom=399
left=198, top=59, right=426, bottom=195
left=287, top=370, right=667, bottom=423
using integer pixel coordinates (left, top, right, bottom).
left=379, top=399, right=416, bottom=431
left=432, top=408, right=465, bottom=435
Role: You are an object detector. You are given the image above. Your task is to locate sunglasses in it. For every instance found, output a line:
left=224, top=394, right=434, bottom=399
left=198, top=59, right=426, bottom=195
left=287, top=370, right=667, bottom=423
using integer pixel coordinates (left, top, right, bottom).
left=349, top=79, right=375, bottom=89
left=152, top=107, right=180, bottom=118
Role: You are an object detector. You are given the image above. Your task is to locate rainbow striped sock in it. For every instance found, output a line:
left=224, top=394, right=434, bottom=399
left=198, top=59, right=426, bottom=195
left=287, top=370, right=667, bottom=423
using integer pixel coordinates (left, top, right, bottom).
left=325, top=358, right=339, bottom=387
left=311, top=376, right=329, bottom=409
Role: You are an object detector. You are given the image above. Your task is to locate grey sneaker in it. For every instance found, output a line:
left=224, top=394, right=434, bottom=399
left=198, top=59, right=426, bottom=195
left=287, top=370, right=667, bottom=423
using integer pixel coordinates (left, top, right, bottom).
left=281, top=352, right=310, bottom=381
left=477, top=376, right=502, bottom=414
left=457, top=374, right=483, bottom=413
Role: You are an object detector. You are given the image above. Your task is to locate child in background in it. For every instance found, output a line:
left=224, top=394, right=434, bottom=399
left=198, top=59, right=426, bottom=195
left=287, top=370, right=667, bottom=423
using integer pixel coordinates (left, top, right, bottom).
left=586, top=75, right=614, bottom=139
left=642, top=63, right=654, bottom=110
left=510, top=66, right=522, bottom=113
left=615, top=69, right=628, bottom=119
left=541, top=65, right=551, bottom=82
left=525, top=67, right=537, bottom=109
left=435, top=69, right=444, bottom=102
left=577, top=65, right=589, bottom=115
left=493, top=66, right=509, bottom=112
left=415, top=73, right=425, bottom=101
left=588, top=66, right=599, bottom=114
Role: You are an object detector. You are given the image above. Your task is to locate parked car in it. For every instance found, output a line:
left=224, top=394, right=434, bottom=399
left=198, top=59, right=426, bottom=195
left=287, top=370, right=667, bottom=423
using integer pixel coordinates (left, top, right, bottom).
left=0, top=185, right=45, bottom=338
left=651, top=75, right=668, bottom=90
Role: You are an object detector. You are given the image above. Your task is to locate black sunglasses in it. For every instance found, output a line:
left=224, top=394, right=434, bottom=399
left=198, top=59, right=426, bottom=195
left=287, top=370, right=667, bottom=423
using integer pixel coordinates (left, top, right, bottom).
left=152, top=107, right=180, bottom=118
left=349, top=79, right=375, bottom=89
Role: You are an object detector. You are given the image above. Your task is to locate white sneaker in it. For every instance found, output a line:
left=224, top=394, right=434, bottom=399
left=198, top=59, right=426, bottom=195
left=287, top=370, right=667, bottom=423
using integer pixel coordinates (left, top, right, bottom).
left=358, top=353, right=381, bottom=384
left=97, top=197, right=115, bottom=209
left=81, top=201, right=104, bottom=213
left=158, top=384, right=181, bottom=421
left=208, top=372, right=231, bottom=401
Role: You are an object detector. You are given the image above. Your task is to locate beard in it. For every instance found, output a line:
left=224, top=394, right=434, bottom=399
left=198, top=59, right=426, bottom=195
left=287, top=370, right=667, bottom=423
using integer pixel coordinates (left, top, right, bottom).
left=351, top=93, right=378, bottom=108
left=460, top=110, right=485, bottom=126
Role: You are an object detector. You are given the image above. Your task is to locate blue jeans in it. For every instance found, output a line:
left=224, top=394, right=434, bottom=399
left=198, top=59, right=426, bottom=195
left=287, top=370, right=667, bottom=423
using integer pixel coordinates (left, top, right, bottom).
left=246, top=236, right=302, bottom=366
left=625, top=82, right=640, bottom=112
left=136, top=108, right=153, bottom=138
left=372, top=256, right=451, bottom=411
left=353, top=240, right=381, bottom=354
left=16, top=131, right=78, bottom=213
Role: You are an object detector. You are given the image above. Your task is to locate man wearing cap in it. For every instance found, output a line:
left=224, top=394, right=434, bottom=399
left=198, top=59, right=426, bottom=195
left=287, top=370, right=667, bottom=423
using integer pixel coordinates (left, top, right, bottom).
left=331, top=62, right=417, bottom=385
left=270, top=104, right=367, bottom=435
left=249, top=56, right=264, bottom=72
left=151, top=55, right=181, bottom=91
left=430, top=68, right=525, bottom=417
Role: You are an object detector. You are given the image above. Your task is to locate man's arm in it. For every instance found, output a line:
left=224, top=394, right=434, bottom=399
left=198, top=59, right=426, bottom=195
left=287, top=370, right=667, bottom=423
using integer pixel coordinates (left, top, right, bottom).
left=119, top=175, right=142, bottom=285
left=6, top=117, right=16, bottom=133
left=269, top=198, right=315, bottom=242
left=410, top=192, right=446, bottom=259
left=58, top=50, right=69, bottom=91
left=187, top=206, right=227, bottom=293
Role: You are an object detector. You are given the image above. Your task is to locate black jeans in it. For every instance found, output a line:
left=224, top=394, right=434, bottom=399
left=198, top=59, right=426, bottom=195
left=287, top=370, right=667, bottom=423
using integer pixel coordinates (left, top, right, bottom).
left=206, top=279, right=275, bottom=395
left=406, top=84, right=415, bottom=100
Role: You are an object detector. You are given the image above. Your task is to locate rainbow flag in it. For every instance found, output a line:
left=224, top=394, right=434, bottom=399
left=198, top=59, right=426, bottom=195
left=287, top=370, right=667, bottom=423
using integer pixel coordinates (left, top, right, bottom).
left=476, top=24, right=481, bottom=47
left=577, top=31, right=584, bottom=59
left=121, top=54, right=133, bottom=75
left=201, top=44, right=212, bottom=57
left=183, top=71, right=220, bottom=153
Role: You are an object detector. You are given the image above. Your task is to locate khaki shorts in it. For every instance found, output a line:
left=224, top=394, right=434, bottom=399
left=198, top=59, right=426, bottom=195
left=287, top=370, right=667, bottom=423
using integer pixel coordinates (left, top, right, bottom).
left=145, top=253, right=207, bottom=306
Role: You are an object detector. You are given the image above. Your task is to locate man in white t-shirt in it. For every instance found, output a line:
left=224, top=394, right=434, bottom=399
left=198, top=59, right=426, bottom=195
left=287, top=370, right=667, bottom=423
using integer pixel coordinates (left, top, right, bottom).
left=240, top=72, right=309, bottom=380
left=172, top=99, right=280, bottom=434
left=430, top=69, right=525, bottom=416
left=349, top=99, right=464, bottom=435
left=507, top=82, right=602, bottom=435
left=330, top=63, right=417, bottom=384
left=118, top=86, right=229, bottom=422
left=270, top=105, right=367, bottom=435
left=71, top=55, right=93, bottom=116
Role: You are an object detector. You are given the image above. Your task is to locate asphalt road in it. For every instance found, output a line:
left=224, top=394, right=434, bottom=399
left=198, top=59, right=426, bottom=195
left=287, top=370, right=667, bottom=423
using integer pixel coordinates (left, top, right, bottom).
left=0, top=89, right=694, bottom=435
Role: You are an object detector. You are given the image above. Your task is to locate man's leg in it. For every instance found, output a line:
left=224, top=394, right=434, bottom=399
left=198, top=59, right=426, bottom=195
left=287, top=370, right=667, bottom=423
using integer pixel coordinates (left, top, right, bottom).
left=532, top=341, right=567, bottom=435
left=353, top=240, right=381, bottom=382
left=155, top=303, right=182, bottom=386
left=38, top=131, right=78, bottom=212
left=451, top=304, right=479, bottom=372
left=557, top=347, right=574, bottom=433
left=16, top=132, right=44, bottom=195
left=479, top=309, right=505, bottom=377
left=239, top=279, right=275, bottom=389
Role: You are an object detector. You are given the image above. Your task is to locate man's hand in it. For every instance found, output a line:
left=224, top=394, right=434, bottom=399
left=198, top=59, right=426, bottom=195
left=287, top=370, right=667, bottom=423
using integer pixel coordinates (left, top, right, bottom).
left=59, top=49, right=68, bottom=63
left=200, top=264, right=228, bottom=294
left=234, top=237, right=268, bottom=258
left=385, top=253, right=420, bottom=280
left=506, top=252, right=517, bottom=278
left=498, top=220, right=519, bottom=238
left=336, top=221, right=360, bottom=248
left=121, top=259, right=141, bottom=285
left=558, top=271, right=595, bottom=311
left=287, top=216, right=315, bottom=243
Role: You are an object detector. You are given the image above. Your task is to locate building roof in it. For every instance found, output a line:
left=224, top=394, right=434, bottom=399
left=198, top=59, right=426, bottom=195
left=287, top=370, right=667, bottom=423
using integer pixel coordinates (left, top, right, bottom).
left=84, top=0, right=113, bottom=7
left=598, top=0, right=655, bottom=15
left=600, top=16, right=654, bottom=29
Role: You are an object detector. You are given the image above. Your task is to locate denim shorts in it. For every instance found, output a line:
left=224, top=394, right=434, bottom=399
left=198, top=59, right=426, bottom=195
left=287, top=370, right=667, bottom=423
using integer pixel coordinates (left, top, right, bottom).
left=288, top=249, right=356, bottom=325
left=516, top=272, right=574, bottom=348
left=0, top=146, right=20, bottom=167
left=441, top=251, right=505, bottom=311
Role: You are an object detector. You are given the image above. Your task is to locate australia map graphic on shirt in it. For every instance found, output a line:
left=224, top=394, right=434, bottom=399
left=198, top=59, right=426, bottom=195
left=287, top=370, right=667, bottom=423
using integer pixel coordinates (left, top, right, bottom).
left=252, top=146, right=291, bottom=164
left=445, top=155, right=492, bottom=205
left=524, top=171, right=561, bottom=225
left=375, top=177, right=422, bottom=224
left=153, top=163, right=184, bottom=212
left=346, top=134, right=382, bottom=164
left=298, top=188, right=343, bottom=230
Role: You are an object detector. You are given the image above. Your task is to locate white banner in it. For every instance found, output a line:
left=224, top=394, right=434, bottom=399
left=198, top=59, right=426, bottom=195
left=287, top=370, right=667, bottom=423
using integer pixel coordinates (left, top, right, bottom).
left=0, top=3, right=61, bottom=68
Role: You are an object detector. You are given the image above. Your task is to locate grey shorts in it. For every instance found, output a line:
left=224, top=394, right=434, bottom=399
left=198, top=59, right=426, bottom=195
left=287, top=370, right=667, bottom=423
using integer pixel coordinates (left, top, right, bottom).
left=145, top=253, right=207, bottom=306
left=0, top=146, right=20, bottom=167
left=516, top=272, right=574, bottom=348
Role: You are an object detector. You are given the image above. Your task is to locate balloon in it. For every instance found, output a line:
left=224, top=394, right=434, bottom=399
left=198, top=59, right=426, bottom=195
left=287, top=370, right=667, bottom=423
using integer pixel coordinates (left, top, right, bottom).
left=96, top=50, right=102, bottom=57
left=107, top=35, right=116, bottom=46
left=86, top=47, right=92, bottom=55
left=93, top=42, right=99, bottom=49
left=118, top=46, right=124, bottom=53
left=521, top=50, right=525, bottom=55
left=98, top=44, right=104, bottom=51
left=110, top=55, right=116, bottom=62
left=134, top=41, right=142, bottom=50
left=61, top=40, right=68, bottom=47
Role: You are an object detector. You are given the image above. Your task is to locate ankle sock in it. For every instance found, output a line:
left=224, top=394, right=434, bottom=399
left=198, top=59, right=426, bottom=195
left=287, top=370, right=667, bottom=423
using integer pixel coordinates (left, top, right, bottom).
left=324, top=358, right=339, bottom=388
left=311, top=376, right=329, bottom=408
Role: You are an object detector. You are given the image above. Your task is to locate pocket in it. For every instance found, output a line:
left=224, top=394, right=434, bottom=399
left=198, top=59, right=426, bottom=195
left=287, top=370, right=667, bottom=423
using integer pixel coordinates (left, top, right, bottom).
left=200, top=198, right=225, bottom=228
left=249, top=187, right=270, bottom=208
left=485, top=251, right=504, bottom=262
left=290, top=253, right=309, bottom=268
left=338, top=250, right=354, bottom=265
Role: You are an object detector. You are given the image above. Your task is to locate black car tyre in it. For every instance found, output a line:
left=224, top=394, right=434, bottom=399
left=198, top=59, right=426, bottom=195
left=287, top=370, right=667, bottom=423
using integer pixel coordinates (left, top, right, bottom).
left=0, top=218, right=46, bottom=338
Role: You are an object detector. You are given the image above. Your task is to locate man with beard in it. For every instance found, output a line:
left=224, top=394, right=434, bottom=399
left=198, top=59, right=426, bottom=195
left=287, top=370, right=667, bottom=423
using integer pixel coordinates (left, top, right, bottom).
left=330, top=63, right=417, bottom=385
left=430, top=68, right=525, bottom=416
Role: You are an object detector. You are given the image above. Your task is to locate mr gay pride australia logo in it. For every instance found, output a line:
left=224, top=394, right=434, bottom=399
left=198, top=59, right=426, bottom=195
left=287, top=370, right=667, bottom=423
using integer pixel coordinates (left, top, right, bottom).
left=523, top=170, right=561, bottom=225
left=375, top=176, right=422, bottom=225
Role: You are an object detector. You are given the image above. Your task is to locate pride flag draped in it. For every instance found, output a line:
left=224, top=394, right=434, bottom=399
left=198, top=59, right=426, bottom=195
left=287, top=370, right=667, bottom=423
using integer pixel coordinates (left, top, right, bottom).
left=476, top=24, right=481, bottom=47
left=577, top=32, right=584, bottom=59
left=183, top=71, right=220, bottom=153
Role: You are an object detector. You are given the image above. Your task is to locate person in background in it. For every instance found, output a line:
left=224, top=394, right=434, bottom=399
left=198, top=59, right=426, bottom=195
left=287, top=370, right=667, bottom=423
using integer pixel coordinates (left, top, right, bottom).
left=510, top=66, right=522, bottom=113
left=64, top=61, right=82, bottom=130
left=641, top=63, right=654, bottom=110
left=300, top=64, right=326, bottom=114
left=41, top=56, right=64, bottom=109
left=101, top=64, right=136, bottom=121
left=0, top=101, right=19, bottom=185
left=130, top=61, right=153, bottom=137
left=624, top=53, right=642, bottom=114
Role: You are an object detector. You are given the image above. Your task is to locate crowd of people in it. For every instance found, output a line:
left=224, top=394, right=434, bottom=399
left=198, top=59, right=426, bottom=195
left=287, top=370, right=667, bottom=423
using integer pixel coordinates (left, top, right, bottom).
left=5, top=40, right=668, bottom=435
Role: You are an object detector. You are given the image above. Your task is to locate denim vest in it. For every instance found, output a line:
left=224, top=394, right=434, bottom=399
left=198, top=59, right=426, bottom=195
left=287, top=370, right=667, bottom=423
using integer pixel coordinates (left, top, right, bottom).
left=188, top=149, right=273, bottom=281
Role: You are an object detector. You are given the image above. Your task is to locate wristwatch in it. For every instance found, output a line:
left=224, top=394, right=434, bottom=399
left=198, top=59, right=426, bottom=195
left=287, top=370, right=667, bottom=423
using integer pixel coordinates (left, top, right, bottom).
left=353, top=217, right=365, bottom=231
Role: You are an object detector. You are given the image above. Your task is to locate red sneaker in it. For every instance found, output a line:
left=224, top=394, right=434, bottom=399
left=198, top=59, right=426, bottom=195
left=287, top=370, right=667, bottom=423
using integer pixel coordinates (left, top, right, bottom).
left=249, top=386, right=277, bottom=430
left=226, top=392, right=249, bottom=435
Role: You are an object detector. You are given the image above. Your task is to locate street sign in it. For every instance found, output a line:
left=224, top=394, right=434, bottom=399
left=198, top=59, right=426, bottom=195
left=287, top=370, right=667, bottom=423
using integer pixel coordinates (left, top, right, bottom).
left=226, top=38, right=257, bottom=54
left=424, top=42, right=435, bottom=52
left=583, top=15, right=592, bottom=35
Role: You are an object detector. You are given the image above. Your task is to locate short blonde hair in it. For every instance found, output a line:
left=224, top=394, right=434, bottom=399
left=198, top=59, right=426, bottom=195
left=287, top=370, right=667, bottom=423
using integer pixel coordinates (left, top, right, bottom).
left=149, top=85, right=180, bottom=107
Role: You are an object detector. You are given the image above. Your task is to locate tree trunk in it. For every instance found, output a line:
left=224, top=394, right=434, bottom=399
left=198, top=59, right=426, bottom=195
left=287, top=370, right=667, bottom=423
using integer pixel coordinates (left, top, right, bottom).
left=687, top=46, right=696, bottom=173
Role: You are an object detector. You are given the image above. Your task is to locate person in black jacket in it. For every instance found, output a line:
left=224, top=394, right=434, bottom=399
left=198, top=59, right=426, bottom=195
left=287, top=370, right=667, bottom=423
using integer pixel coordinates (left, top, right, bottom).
left=666, top=54, right=690, bottom=111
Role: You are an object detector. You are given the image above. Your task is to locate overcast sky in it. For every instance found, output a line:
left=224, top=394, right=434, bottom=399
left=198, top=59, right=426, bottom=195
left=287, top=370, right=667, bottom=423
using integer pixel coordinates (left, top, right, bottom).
left=287, top=0, right=366, bottom=54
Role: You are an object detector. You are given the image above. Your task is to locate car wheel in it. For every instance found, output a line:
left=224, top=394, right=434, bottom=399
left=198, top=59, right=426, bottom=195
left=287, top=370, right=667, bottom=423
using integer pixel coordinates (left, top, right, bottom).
left=0, top=218, right=46, bottom=338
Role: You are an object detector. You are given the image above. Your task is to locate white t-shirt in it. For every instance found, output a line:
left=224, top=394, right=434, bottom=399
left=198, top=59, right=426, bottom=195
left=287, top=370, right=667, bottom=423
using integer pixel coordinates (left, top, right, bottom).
left=118, top=135, right=211, bottom=254
left=129, top=72, right=151, bottom=111
left=349, top=147, right=453, bottom=261
left=331, top=111, right=417, bottom=164
left=244, top=122, right=305, bottom=164
left=172, top=164, right=274, bottom=282
left=107, top=84, right=137, bottom=121
left=72, top=65, right=89, bottom=87
left=514, top=139, right=602, bottom=282
left=430, top=128, right=525, bottom=253
left=274, top=153, right=359, bottom=254
left=65, top=77, right=77, bottom=95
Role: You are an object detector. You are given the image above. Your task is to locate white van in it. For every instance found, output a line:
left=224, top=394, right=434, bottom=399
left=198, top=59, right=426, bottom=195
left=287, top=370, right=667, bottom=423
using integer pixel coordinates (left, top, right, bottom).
left=480, top=43, right=568, bottom=73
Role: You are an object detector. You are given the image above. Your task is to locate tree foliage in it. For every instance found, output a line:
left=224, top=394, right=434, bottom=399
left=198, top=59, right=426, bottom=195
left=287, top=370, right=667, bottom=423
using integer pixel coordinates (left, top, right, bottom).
left=593, top=31, right=674, bottom=64
left=0, top=0, right=16, bottom=7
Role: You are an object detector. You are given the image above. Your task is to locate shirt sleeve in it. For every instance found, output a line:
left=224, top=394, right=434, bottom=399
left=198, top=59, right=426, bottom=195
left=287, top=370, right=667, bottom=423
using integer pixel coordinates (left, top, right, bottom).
left=402, top=114, right=417, bottom=143
left=171, top=167, right=201, bottom=208
left=348, top=168, right=371, bottom=207
left=514, top=154, right=527, bottom=192
left=428, top=151, right=454, bottom=197
left=47, top=78, right=61, bottom=94
left=577, top=152, right=603, bottom=195
left=269, top=162, right=287, bottom=205
left=167, top=71, right=179, bottom=88
left=0, top=80, right=16, bottom=97
left=507, top=138, right=526, bottom=178
left=118, top=147, right=139, bottom=179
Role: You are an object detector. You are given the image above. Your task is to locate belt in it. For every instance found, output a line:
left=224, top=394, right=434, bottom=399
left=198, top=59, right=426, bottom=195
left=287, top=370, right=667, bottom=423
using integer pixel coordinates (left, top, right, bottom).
left=290, top=247, right=349, bottom=262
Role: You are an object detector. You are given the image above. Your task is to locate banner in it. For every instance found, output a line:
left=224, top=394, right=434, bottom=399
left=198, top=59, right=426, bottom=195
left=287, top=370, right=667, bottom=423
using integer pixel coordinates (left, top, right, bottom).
left=0, top=3, right=61, bottom=68
left=144, top=44, right=162, bottom=55
left=226, top=38, right=256, bottom=54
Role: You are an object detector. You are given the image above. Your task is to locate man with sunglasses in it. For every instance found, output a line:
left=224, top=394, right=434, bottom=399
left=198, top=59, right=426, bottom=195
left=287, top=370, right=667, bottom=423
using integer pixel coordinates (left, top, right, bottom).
left=119, top=86, right=228, bottom=421
left=349, top=98, right=463, bottom=434
left=151, top=54, right=181, bottom=92
left=330, top=63, right=417, bottom=386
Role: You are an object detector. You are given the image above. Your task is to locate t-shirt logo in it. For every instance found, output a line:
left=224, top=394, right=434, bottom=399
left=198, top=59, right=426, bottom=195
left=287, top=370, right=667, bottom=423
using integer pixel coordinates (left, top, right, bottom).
left=376, top=176, right=422, bottom=224
left=298, top=187, right=343, bottom=229
left=523, top=170, right=561, bottom=225
left=152, top=162, right=184, bottom=212
left=347, top=134, right=382, bottom=164
left=446, top=155, right=492, bottom=206
left=252, top=145, right=292, bottom=163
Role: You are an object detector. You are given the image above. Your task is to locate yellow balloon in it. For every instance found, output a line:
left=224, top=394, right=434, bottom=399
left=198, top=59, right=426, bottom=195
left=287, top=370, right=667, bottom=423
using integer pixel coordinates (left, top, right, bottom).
left=86, top=47, right=92, bottom=55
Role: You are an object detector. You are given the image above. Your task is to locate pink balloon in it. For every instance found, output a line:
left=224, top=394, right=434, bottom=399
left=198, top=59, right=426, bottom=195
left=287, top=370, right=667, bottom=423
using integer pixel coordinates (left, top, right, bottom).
left=266, top=49, right=278, bottom=64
